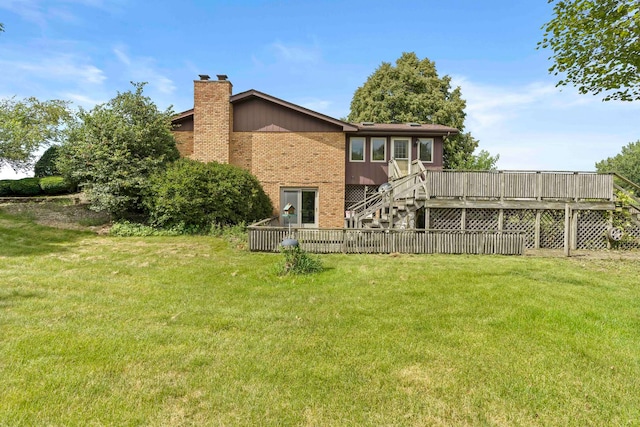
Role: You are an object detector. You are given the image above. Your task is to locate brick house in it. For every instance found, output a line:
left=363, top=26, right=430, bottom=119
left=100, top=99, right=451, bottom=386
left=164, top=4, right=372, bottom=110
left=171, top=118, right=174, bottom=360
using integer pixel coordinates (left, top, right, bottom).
left=172, top=74, right=458, bottom=228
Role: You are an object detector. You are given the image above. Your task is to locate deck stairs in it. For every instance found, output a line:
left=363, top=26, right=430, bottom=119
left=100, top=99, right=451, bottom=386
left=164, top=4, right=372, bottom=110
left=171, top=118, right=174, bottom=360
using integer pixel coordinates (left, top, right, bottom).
left=345, top=160, right=430, bottom=229
left=346, top=160, right=640, bottom=230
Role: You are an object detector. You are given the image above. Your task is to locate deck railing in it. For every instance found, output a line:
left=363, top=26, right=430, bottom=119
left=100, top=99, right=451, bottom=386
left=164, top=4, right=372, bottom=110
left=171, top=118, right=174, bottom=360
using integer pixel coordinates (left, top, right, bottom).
left=248, top=226, right=525, bottom=255
left=398, top=164, right=615, bottom=201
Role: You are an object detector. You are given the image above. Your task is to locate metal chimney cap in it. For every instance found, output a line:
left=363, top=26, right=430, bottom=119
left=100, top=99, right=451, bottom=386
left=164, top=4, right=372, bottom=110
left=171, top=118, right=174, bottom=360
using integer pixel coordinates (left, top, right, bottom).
left=216, top=74, right=228, bottom=81
left=198, top=74, right=210, bottom=81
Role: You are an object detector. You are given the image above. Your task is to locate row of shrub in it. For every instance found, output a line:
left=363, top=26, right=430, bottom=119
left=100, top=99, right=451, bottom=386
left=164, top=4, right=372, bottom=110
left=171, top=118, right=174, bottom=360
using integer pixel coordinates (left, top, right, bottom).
left=0, top=176, right=76, bottom=197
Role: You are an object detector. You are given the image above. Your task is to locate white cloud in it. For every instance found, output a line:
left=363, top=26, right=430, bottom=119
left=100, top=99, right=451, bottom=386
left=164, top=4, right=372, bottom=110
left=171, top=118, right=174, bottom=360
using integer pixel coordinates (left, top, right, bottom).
left=113, top=45, right=176, bottom=95
left=269, top=41, right=321, bottom=64
left=451, top=76, right=640, bottom=171
left=2, top=55, right=106, bottom=85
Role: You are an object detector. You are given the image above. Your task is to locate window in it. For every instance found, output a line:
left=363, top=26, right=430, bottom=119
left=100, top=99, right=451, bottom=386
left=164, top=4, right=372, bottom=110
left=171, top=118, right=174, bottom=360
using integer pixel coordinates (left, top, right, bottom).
left=349, top=137, right=365, bottom=162
left=418, top=138, right=433, bottom=162
left=371, top=137, right=386, bottom=162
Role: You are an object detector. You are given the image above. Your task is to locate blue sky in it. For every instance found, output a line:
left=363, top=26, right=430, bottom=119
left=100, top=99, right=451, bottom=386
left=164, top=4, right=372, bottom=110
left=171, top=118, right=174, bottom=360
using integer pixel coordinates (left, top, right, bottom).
left=1, top=0, right=638, bottom=179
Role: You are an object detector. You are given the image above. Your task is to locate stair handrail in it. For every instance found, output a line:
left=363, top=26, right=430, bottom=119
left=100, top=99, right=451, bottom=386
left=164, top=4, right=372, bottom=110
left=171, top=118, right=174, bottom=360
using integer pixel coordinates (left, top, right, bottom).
left=612, top=172, right=640, bottom=195
left=613, top=184, right=640, bottom=213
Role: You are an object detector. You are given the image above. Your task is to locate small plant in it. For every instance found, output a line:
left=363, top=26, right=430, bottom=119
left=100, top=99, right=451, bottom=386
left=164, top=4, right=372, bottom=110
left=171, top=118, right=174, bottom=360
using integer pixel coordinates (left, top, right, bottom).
left=278, top=245, right=323, bottom=275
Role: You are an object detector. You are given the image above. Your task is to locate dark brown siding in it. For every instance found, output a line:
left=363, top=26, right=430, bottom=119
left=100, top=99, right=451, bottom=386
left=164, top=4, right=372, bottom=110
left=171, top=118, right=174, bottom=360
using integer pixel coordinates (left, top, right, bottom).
left=345, top=136, right=444, bottom=185
left=233, top=98, right=343, bottom=132
left=173, top=116, right=194, bottom=131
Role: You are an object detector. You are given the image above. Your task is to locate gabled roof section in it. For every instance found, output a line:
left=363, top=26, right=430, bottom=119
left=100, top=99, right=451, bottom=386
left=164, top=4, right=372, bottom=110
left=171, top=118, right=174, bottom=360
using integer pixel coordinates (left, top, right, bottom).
left=230, top=89, right=357, bottom=132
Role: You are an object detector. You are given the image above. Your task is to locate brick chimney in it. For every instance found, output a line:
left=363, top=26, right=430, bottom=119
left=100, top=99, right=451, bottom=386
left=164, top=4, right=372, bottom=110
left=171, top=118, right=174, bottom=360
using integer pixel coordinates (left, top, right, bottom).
left=193, top=74, right=233, bottom=163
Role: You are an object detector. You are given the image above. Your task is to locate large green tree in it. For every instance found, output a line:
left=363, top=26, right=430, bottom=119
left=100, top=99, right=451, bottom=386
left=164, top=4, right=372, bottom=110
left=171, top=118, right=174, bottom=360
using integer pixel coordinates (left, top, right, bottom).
left=0, top=97, right=70, bottom=170
left=347, top=52, right=494, bottom=169
left=57, top=83, right=180, bottom=217
left=540, top=0, right=640, bottom=101
left=596, top=140, right=640, bottom=191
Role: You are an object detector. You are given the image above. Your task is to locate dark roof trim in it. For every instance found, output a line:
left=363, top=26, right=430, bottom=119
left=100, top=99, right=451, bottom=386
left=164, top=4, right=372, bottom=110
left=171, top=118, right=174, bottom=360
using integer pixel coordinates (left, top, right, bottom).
left=172, top=108, right=194, bottom=121
left=230, top=89, right=357, bottom=131
left=347, top=122, right=459, bottom=136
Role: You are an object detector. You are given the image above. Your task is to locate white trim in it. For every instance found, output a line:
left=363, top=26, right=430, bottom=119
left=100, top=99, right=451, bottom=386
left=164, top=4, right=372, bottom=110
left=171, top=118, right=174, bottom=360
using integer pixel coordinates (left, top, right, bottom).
left=418, top=138, right=434, bottom=163
left=349, top=137, right=365, bottom=162
left=391, top=136, right=411, bottom=162
left=370, top=137, right=387, bottom=162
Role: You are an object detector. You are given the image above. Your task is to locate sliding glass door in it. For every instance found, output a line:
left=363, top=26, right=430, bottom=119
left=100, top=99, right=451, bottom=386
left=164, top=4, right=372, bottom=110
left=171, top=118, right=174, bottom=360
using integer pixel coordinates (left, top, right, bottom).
left=280, top=188, right=318, bottom=228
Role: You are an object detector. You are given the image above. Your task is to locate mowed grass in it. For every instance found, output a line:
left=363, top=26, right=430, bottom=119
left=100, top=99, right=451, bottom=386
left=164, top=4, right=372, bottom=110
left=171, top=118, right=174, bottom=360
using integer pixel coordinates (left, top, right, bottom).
left=1, top=212, right=640, bottom=426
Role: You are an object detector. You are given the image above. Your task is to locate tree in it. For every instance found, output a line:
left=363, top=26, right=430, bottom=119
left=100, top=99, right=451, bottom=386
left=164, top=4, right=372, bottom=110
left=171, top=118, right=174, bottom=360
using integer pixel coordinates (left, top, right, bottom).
left=347, top=52, right=491, bottom=169
left=540, top=0, right=640, bottom=101
left=34, top=146, right=61, bottom=177
left=57, top=83, right=180, bottom=217
left=0, top=97, right=70, bottom=170
left=596, top=140, right=640, bottom=191
left=455, top=150, right=500, bottom=171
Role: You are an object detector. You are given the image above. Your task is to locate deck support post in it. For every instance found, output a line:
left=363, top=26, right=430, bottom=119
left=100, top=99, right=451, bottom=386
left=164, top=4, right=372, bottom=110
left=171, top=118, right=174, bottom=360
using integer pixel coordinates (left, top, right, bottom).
left=564, top=203, right=572, bottom=257
left=535, top=210, right=541, bottom=249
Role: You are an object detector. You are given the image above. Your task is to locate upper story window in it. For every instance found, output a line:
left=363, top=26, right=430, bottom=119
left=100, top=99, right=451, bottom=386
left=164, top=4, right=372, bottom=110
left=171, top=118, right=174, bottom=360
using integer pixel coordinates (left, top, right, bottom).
left=371, top=137, right=386, bottom=162
left=349, top=137, right=365, bottom=162
left=418, top=138, right=434, bottom=163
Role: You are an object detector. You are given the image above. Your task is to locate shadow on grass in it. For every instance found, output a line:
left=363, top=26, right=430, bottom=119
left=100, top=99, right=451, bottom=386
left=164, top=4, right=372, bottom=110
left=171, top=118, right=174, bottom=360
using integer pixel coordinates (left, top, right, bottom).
left=0, top=212, right=91, bottom=257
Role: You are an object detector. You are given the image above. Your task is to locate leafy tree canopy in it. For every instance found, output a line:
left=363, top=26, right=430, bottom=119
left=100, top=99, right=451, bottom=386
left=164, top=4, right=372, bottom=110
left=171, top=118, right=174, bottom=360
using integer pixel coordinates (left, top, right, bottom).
left=540, top=0, right=640, bottom=101
left=596, top=140, right=640, bottom=192
left=0, top=97, right=71, bottom=170
left=347, top=52, right=495, bottom=169
left=57, top=82, right=180, bottom=217
left=454, top=150, right=500, bottom=171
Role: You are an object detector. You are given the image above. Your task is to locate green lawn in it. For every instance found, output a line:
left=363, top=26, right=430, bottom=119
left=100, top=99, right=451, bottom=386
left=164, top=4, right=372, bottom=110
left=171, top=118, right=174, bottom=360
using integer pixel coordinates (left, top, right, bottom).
left=1, top=211, right=640, bottom=426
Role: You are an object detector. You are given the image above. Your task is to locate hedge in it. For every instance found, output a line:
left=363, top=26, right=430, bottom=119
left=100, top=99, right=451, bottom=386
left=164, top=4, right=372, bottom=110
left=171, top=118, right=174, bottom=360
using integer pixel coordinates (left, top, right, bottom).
left=0, top=176, right=75, bottom=197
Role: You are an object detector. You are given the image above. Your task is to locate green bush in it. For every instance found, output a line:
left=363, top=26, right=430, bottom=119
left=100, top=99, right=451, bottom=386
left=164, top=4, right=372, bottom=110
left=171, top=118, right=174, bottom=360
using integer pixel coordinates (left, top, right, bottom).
left=9, top=178, right=42, bottom=196
left=0, top=180, right=13, bottom=196
left=39, top=176, right=74, bottom=195
left=109, top=221, right=181, bottom=237
left=34, top=146, right=60, bottom=177
left=144, top=159, right=273, bottom=230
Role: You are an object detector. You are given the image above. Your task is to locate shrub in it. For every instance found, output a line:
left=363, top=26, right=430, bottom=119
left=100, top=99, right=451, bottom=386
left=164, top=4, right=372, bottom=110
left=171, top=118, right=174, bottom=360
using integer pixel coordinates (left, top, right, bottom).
left=278, top=245, right=323, bottom=275
left=39, top=176, right=74, bottom=195
left=109, top=221, right=181, bottom=237
left=34, top=146, right=60, bottom=177
left=144, top=159, right=273, bottom=230
left=9, top=178, right=42, bottom=196
left=0, top=180, right=13, bottom=196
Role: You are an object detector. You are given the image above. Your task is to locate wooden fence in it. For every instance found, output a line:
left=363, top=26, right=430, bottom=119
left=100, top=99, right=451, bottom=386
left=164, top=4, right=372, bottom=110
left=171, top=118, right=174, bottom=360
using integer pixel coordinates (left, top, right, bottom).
left=248, top=227, right=525, bottom=255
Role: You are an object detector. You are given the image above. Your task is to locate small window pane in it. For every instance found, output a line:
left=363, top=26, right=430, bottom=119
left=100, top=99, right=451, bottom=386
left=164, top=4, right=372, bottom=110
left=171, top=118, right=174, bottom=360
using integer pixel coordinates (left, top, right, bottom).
left=393, top=140, right=409, bottom=159
left=419, top=139, right=433, bottom=162
left=371, top=138, right=386, bottom=161
left=350, top=138, right=365, bottom=161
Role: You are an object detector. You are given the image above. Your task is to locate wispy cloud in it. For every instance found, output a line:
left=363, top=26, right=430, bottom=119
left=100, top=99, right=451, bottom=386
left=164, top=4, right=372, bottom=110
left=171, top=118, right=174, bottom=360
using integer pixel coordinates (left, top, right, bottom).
left=3, top=54, right=106, bottom=85
left=0, top=0, right=123, bottom=27
left=270, top=41, right=321, bottom=64
left=112, top=45, right=175, bottom=95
